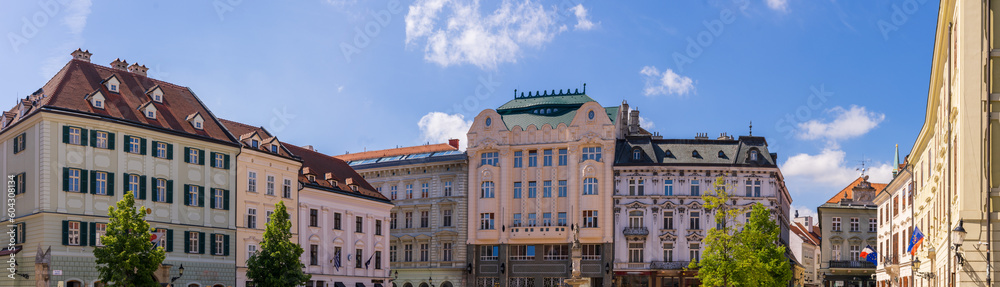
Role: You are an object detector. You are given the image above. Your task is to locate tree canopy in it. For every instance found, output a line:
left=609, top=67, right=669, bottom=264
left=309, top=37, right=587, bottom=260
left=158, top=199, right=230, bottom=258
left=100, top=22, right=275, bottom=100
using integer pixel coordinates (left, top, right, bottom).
left=246, top=201, right=311, bottom=286
left=93, top=192, right=166, bottom=287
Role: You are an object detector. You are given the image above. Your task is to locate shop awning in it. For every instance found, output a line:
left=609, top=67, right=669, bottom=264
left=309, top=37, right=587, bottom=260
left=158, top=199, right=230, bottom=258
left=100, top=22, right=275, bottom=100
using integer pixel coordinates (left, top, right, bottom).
left=334, top=282, right=346, bottom=287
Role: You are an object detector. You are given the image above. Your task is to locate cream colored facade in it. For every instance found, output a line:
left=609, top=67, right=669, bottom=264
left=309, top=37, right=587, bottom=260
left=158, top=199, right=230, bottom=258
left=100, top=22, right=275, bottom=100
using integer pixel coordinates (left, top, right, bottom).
left=873, top=166, right=913, bottom=287
left=906, top=0, right=1000, bottom=285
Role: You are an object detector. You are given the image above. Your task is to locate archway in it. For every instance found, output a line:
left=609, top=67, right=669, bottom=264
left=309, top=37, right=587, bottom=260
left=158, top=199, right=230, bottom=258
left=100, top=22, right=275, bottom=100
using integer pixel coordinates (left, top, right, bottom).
left=188, top=284, right=200, bottom=287
left=418, top=283, right=428, bottom=287
left=65, top=281, right=82, bottom=287
left=403, top=283, right=412, bottom=287
left=440, top=282, right=453, bottom=287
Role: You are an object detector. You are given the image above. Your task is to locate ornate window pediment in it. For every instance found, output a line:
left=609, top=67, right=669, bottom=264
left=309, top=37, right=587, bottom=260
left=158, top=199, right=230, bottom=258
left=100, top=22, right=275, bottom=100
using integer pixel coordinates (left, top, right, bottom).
left=659, top=231, right=678, bottom=242
left=686, top=232, right=704, bottom=242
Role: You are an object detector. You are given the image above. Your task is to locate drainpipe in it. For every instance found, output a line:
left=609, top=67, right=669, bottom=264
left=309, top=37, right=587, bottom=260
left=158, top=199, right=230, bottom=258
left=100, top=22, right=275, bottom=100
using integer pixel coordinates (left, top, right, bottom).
left=946, top=21, right=953, bottom=287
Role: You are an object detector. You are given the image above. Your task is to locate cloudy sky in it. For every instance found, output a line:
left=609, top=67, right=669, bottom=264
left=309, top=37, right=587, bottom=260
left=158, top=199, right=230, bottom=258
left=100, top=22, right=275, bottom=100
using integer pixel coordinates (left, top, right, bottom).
left=0, top=0, right=939, bottom=217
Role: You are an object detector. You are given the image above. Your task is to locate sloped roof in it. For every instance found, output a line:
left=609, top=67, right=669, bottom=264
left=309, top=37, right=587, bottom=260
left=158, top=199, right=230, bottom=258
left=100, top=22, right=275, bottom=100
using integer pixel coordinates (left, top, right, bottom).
left=791, top=222, right=821, bottom=246
left=825, top=176, right=888, bottom=204
left=336, top=143, right=457, bottom=162
left=493, top=91, right=617, bottom=130
left=284, top=143, right=389, bottom=202
left=496, top=92, right=594, bottom=110
left=2, top=58, right=235, bottom=143
left=614, top=136, right=776, bottom=167
left=218, top=118, right=297, bottom=159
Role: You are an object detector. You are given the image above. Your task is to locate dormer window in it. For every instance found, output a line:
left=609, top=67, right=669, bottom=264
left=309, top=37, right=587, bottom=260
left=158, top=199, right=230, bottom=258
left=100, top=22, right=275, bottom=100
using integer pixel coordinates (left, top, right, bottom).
left=350, top=185, right=359, bottom=192
left=692, top=150, right=701, bottom=158
left=147, top=86, right=164, bottom=103
left=250, top=139, right=259, bottom=148
left=103, top=75, right=122, bottom=93
left=270, top=145, right=278, bottom=153
left=632, top=149, right=642, bottom=160
left=87, top=91, right=106, bottom=109
left=110, top=84, right=118, bottom=92
left=330, top=180, right=338, bottom=187
left=141, top=103, right=158, bottom=120
left=195, top=122, right=202, bottom=129
left=146, top=110, right=156, bottom=119
left=95, top=100, right=103, bottom=108
left=718, top=151, right=725, bottom=158
left=187, top=112, right=205, bottom=130
left=750, top=150, right=759, bottom=161
left=306, top=175, right=316, bottom=182
left=664, top=150, right=674, bottom=158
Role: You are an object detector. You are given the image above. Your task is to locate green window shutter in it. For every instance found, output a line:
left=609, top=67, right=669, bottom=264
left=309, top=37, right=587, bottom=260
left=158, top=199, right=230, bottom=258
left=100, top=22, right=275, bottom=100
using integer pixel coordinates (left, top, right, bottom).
left=107, top=172, right=115, bottom=196
left=79, top=222, right=88, bottom=246
left=198, top=150, right=205, bottom=165
left=61, top=221, right=69, bottom=245
left=223, top=189, right=230, bottom=210
left=62, top=168, right=69, bottom=192
left=183, top=185, right=190, bottom=206
left=167, top=143, right=174, bottom=160
left=139, top=175, right=147, bottom=200
left=150, top=179, right=158, bottom=202
left=125, top=136, right=133, bottom=153
left=79, top=169, right=89, bottom=194
left=166, top=180, right=174, bottom=204
left=108, top=132, right=116, bottom=150
left=89, top=171, right=97, bottom=194
left=166, top=229, right=174, bottom=252
left=210, top=233, right=217, bottom=255
left=123, top=173, right=131, bottom=195
left=199, top=232, right=206, bottom=254
left=184, top=232, right=190, bottom=253
left=79, top=128, right=88, bottom=146
left=198, top=186, right=205, bottom=207
left=89, top=130, right=97, bottom=147
left=209, top=152, right=216, bottom=167
left=224, top=154, right=231, bottom=169
left=17, top=223, right=25, bottom=244
left=224, top=234, right=230, bottom=256
left=183, top=147, right=191, bottom=163
left=89, top=222, right=96, bottom=246
left=140, top=138, right=147, bottom=155
left=62, top=126, right=70, bottom=144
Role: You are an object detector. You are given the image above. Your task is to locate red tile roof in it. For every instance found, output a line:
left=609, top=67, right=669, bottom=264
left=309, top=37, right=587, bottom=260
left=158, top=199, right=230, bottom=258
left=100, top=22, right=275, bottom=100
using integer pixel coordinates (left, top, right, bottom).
left=791, top=222, right=821, bottom=246
left=218, top=118, right=296, bottom=159
left=284, top=143, right=388, bottom=202
left=825, top=176, right=888, bottom=204
left=335, top=143, right=458, bottom=162
left=2, top=58, right=235, bottom=143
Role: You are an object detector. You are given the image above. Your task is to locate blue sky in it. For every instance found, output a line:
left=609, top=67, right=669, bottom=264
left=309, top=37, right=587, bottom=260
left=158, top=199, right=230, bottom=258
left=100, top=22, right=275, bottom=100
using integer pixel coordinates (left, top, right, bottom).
left=0, top=0, right=939, bottom=217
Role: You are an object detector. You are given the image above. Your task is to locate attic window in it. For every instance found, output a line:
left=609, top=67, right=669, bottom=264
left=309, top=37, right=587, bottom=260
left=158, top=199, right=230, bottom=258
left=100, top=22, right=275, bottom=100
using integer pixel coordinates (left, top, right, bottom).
left=109, top=84, right=118, bottom=92
left=250, top=139, right=259, bottom=148
left=94, top=99, right=103, bottom=108
left=307, top=175, right=316, bottom=182
left=664, top=150, right=674, bottom=158
left=633, top=149, right=642, bottom=160
left=330, top=180, right=339, bottom=186
left=692, top=150, right=701, bottom=158
left=146, top=110, right=156, bottom=119
left=718, top=151, right=725, bottom=158
left=153, top=94, right=161, bottom=102
left=750, top=150, right=758, bottom=161
left=195, top=122, right=202, bottom=129
left=270, top=145, right=279, bottom=153
left=350, top=185, right=359, bottom=192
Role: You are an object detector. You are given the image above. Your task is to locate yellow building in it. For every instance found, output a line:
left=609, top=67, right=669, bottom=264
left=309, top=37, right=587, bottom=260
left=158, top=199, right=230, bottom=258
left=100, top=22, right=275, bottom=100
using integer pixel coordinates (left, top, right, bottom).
left=907, top=0, right=1000, bottom=285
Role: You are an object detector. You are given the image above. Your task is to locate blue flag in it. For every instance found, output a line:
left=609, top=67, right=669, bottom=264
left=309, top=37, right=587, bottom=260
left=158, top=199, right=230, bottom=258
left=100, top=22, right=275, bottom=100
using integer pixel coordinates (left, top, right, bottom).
left=861, top=245, right=877, bottom=264
left=334, top=249, right=341, bottom=271
left=907, top=227, right=925, bottom=255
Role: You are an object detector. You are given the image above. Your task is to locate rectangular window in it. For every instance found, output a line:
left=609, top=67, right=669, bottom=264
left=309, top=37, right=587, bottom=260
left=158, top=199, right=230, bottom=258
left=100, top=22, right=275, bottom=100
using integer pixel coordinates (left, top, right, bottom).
left=214, top=234, right=225, bottom=255
left=154, top=228, right=166, bottom=249
left=528, top=213, right=537, bottom=227
left=628, top=178, right=645, bottom=196
left=443, top=243, right=453, bottom=261
left=582, top=244, right=601, bottom=260
left=248, top=171, right=257, bottom=193
left=558, top=180, right=567, bottom=197
left=543, top=149, right=553, bottom=166
left=690, top=243, right=701, bottom=262
left=67, top=168, right=81, bottom=192
left=513, top=213, right=522, bottom=227
left=480, top=245, right=499, bottom=261
left=690, top=180, right=700, bottom=196
left=374, top=251, right=382, bottom=269
left=850, top=245, right=860, bottom=259
left=543, top=181, right=552, bottom=197
left=334, top=213, right=342, bottom=230
left=247, top=208, right=257, bottom=229
left=663, top=211, right=674, bottom=230
left=68, top=127, right=82, bottom=145
left=405, top=212, right=413, bottom=228
left=832, top=244, right=841, bottom=261
left=14, top=173, right=25, bottom=195
left=95, top=223, right=108, bottom=246
left=248, top=244, right=257, bottom=259
left=389, top=245, right=396, bottom=262
left=309, top=209, right=318, bottom=227
left=420, top=211, right=429, bottom=228
left=581, top=147, right=602, bottom=162
left=850, top=217, right=860, bottom=232
left=212, top=189, right=224, bottom=209
left=213, top=153, right=225, bottom=169
left=94, top=171, right=108, bottom=195
left=406, top=184, right=413, bottom=199
left=582, top=210, right=598, bottom=228
left=511, top=245, right=536, bottom=261
left=94, top=131, right=109, bottom=149
left=189, top=232, right=200, bottom=254
left=869, top=218, right=877, bottom=232
left=13, top=133, right=26, bottom=153
left=514, top=151, right=523, bottom=168
left=481, top=181, right=495, bottom=198
left=390, top=213, right=397, bottom=229
left=266, top=210, right=273, bottom=225
left=528, top=181, right=537, bottom=198
left=544, top=245, right=569, bottom=261
left=128, top=174, right=140, bottom=198
left=67, top=221, right=82, bottom=245
left=443, top=181, right=453, bottom=196
left=390, top=186, right=397, bottom=200
left=664, top=179, right=674, bottom=195
left=582, top=178, right=598, bottom=195
left=356, top=249, right=363, bottom=268
left=310, top=244, right=319, bottom=265
left=404, top=244, right=413, bottom=262
left=480, top=213, right=495, bottom=230
left=690, top=212, right=701, bottom=230
left=154, top=178, right=166, bottom=202
left=480, top=152, right=499, bottom=166
left=420, top=244, right=429, bottom=261
left=558, top=212, right=567, bottom=226
left=356, top=216, right=364, bottom=233
left=558, top=149, right=568, bottom=165
left=528, top=150, right=537, bottom=167
left=832, top=217, right=842, bottom=231
left=628, top=243, right=644, bottom=263
left=663, top=243, right=674, bottom=261
left=156, top=142, right=167, bottom=158
left=283, top=179, right=292, bottom=198
left=187, top=185, right=199, bottom=206
left=375, top=219, right=382, bottom=235
left=543, top=212, right=552, bottom=226
left=266, top=175, right=275, bottom=195
left=421, top=183, right=429, bottom=198
left=753, top=180, right=761, bottom=197
left=513, top=182, right=522, bottom=199
left=443, top=209, right=453, bottom=227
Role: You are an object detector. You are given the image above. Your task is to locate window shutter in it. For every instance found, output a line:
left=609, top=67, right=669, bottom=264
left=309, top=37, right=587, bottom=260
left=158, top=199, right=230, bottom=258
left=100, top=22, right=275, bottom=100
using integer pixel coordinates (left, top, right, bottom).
left=139, top=175, right=147, bottom=200
left=151, top=180, right=158, bottom=202
left=166, top=229, right=174, bottom=252
left=79, top=222, right=89, bottom=246
left=17, top=223, right=25, bottom=244
left=199, top=232, right=206, bottom=254
left=79, top=169, right=89, bottom=194
left=140, top=138, right=147, bottom=155
left=89, top=171, right=97, bottom=194
left=210, top=233, right=217, bottom=255
left=223, top=189, right=230, bottom=210
left=108, top=132, right=116, bottom=150
left=79, top=128, right=88, bottom=146
left=107, top=172, right=115, bottom=196
left=198, top=186, right=205, bottom=207
left=89, top=130, right=97, bottom=147
left=89, top=222, right=96, bottom=246
left=167, top=143, right=174, bottom=160
left=61, top=221, right=69, bottom=245
left=166, top=180, right=174, bottom=204
left=183, top=147, right=191, bottom=163
left=224, top=154, right=230, bottom=169
left=224, top=234, right=230, bottom=256
left=198, top=150, right=205, bottom=165
left=62, top=168, right=69, bottom=192
left=183, top=185, right=190, bottom=206
left=184, top=232, right=190, bottom=253
left=123, top=173, right=131, bottom=195
left=62, top=126, right=70, bottom=144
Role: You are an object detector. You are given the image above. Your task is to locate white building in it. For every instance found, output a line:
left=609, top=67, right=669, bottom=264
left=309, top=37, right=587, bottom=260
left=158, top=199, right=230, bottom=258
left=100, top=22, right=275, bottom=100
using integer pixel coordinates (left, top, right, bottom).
left=873, top=160, right=914, bottom=287
left=791, top=216, right=821, bottom=287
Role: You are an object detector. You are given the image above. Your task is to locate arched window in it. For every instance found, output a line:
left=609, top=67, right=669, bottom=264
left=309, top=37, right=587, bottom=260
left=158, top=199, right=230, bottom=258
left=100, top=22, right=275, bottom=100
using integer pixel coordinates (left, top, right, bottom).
left=718, top=151, right=725, bottom=158
left=633, top=149, right=642, bottom=160
left=65, top=281, right=82, bottom=287
left=692, top=150, right=700, bottom=158
left=441, top=282, right=454, bottom=287
left=404, top=283, right=413, bottom=287
left=750, top=150, right=759, bottom=161
left=419, top=283, right=429, bottom=287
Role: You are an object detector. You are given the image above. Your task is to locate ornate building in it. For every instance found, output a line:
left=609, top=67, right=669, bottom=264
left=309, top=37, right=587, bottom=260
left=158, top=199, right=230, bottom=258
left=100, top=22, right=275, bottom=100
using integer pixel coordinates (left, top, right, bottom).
left=611, top=106, right=792, bottom=287
left=818, top=176, right=883, bottom=287
left=873, top=156, right=913, bottom=287
left=337, top=140, right=468, bottom=287
left=465, top=88, right=616, bottom=287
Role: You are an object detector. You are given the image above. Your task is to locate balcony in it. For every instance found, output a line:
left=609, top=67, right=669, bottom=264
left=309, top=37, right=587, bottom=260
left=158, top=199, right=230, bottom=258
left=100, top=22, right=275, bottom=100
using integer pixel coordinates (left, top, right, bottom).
left=508, top=226, right=568, bottom=239
left=829, top=260, right=875, bottom=269
left=615, top=262, right=650, bottom=270
left=651, top=261, right=691, bottom=270
left=623, top=227, right=649, bottom=236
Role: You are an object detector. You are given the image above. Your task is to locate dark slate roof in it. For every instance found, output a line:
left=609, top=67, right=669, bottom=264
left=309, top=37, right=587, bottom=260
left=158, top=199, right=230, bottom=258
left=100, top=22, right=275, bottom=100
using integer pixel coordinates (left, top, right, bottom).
left=284, top=143, right=390, bottom=203
left=495, top=92, right=617, bottom=130
left=614, top=135, right=777, bottom=167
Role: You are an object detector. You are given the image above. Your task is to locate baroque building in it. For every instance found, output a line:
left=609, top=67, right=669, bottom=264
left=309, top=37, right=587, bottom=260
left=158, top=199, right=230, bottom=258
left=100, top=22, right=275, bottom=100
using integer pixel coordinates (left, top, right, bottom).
left=818, top=176, right=883, bottom=287
left=465, top=88, right=616, bottom=287
left=873, top=156, right=913, bottom=287
left=611, top=106, right=792, bottom=287
left=336, top=140, right=468, bottom=287
left=0, top=50, right=237, bottom=287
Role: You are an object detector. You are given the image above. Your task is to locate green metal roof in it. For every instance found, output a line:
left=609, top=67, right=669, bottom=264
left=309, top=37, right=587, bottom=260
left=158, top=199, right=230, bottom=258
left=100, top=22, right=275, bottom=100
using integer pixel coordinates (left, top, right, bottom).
left=498, top=106, right=619, bottom=130
left=496, top=93, right=595, bottom=111
left=494, top=92, right=617, bottom=130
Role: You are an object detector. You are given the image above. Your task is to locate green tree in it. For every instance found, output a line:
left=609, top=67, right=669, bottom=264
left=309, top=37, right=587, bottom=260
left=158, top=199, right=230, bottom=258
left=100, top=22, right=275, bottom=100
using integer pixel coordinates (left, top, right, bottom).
left=94, top=192, right=166, bottom=287
left=246, top=201, right=311, bottom=286
left=691, top=176, right=792, bottom=286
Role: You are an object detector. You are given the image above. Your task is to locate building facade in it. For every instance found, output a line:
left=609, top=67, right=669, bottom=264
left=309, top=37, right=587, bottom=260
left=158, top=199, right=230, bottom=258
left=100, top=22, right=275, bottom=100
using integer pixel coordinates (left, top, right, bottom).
left=611, top=106, right=792, bottom=287
left=905, top=0, right=1000, bottom=286
left=465, top=88, right=616, bottom=287
left=0, top=50, right=237, bottom=287
left=220, top=119, right=302, bottom=287
left=287, top=144, right=394, bottom=287
left=873, top=161, right=913, bottom=287
left=818, top=176, right=883, bottom=287
left=337, top=140, right=468, bottom=287
left=791, top=216, right=822, bottom=287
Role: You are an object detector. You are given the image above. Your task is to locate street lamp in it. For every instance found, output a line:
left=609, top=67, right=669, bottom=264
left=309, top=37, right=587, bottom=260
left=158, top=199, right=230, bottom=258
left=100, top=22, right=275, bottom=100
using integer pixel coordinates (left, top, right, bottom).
left=429, top=277, right=435, bottom=287
left=953, top=220, right=967, bottom=266
left=913, top=248, right=936, bottom=279
left=170, top=264, right=185, bottom=285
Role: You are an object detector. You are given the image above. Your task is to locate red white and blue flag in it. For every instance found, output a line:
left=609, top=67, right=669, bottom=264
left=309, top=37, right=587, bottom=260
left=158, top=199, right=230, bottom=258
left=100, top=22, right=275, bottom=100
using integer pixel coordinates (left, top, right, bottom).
left=860, top=245, right=877, bottom=264
left=907, top=227, right=925, bottom=256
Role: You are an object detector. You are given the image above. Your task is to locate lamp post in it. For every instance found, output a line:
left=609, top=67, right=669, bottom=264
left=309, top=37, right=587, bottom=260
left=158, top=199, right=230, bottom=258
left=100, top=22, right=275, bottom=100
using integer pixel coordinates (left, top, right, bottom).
left=170, top=264, right=185, bottom=286
left=953, top=220, right=967, bottom=267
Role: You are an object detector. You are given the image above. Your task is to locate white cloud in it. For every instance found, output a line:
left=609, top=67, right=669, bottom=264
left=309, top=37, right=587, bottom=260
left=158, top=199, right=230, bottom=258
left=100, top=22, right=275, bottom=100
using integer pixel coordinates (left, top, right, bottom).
left=766, top=0, right=789, bottom=12
left=791, top=205, right=817, bottom=220
left=64, top=0, right=92, bottom=35
left=570, top=4, right=597, bottom=31
left=337, top=85, right=345, bottom=93
left=39, top=0, right=92, bottom=78
left=638, top=116, right=655, bottom=130
left=417, top=112, right=472, bottom=150
left=640, top=66, right=695, bottom=97
left=405, top=0, right=572, bottom=69
left=781, top=148, right=893, bottom=186
left=797, top=105, right=885, bottom=142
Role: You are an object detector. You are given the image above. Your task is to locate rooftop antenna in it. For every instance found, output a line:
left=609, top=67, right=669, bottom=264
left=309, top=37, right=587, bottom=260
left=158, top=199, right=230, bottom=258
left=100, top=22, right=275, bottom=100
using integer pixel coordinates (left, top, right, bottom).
left=749, top=121, right=753, bottom=136
left=583, top=83, right=586, bottom=94
left=855, top=154, right=872, bottom=177
left=514, top=89, right=517, bottom=99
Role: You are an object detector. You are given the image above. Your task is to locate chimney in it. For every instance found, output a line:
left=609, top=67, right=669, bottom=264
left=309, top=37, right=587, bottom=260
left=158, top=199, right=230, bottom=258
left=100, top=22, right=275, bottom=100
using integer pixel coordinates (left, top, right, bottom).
left=717, top=132, right=733, bottom=140
left=70, top=49, right=92, bottom=62
left=128, top=63, right=148, bottom=77
left=110, top=58, right=129, bottom=70
left=695, top=133, right=709, bottom=140
left=628, top=109, right=639, bottom=134
left=805, top=217, right=813, bottom=232
left=303, top=145, right=315, bottom=151
left=448, top=139, right=460, bottom=149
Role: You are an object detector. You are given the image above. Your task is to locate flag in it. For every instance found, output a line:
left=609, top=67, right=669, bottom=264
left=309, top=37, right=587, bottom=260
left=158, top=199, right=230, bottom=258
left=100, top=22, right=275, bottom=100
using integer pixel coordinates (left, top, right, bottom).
left=150, top=230, right=165, bottom=248
left=907, top=227, right=925, bottom=256
left=860, top=245, right=877, bottom=264
left=364, top=250, right=375, bottom=269
left=334, top=249, right=342, bottom=271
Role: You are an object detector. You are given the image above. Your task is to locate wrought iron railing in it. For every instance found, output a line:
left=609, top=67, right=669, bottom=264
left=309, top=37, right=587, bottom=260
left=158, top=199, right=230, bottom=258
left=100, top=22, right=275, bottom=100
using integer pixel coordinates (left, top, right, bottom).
left=623, top=227, right=649, bottom=236
left=829, top=260, right=875, bottom=269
